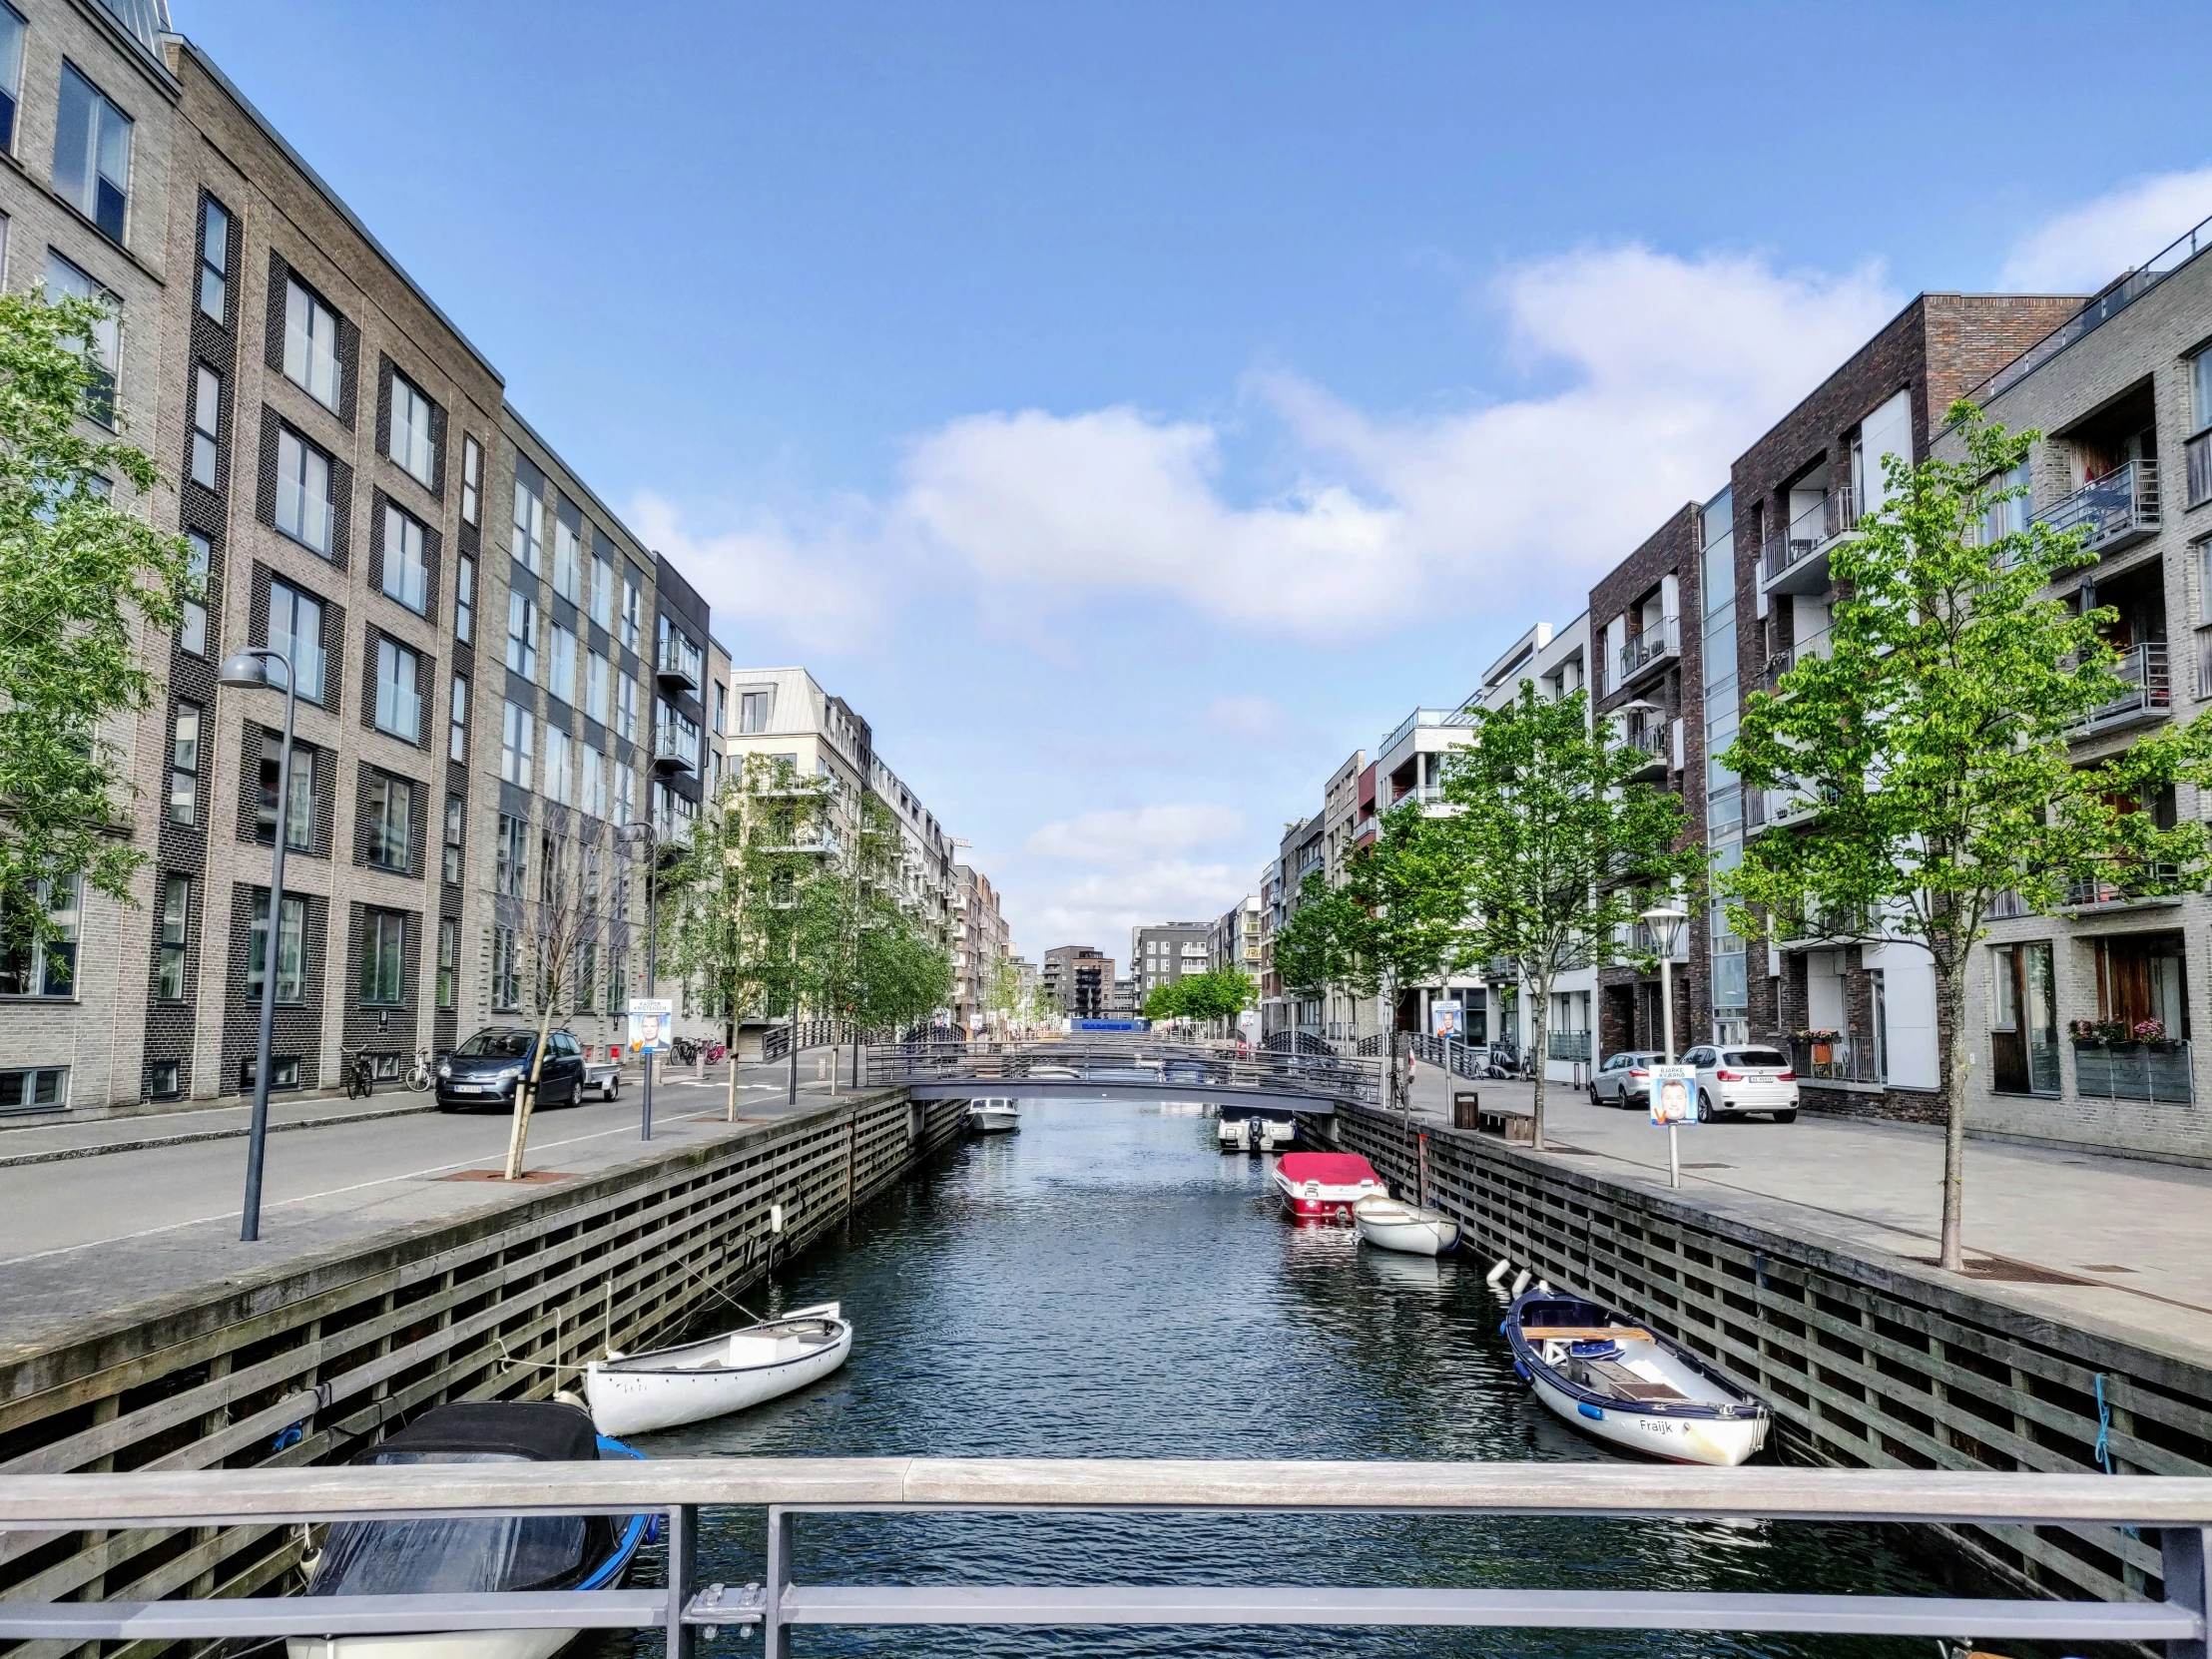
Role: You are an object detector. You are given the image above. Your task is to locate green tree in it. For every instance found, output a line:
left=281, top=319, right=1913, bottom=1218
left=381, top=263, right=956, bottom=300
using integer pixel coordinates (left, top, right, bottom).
left=0, top=290, right=193, bottom=951
left=1443, top=683, right=1697, bottom=1150
left=1722, top=405, right=2212, bottom=1269
left=1142, top=968, right=1254, bottom=1028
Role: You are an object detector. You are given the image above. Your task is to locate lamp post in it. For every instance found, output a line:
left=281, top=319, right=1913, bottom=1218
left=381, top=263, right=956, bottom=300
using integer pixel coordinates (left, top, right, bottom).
left=617, top=821, right=660, bottom=1142
left=1641, top=903, right=1689, bottom=1190
left=219, top=647, right=296, bottom=1244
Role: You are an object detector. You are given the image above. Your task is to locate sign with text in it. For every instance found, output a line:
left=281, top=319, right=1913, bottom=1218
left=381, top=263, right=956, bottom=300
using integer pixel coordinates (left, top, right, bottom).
left=627, top=997, right=674, bottom=1054
left=1429, top=1000, right=1464, bottom=1040
left=1648, top=1064, right=1698, bottom=1125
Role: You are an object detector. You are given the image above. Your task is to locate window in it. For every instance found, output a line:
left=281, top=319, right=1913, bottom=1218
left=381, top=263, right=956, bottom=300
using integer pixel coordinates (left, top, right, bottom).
left=621, top=566, right=641, bottom=649
left=1990, top=941, right=2060, bottom=1096
left=168, top=702, right=201, bottom=825
left=265, top=579, right=325, bottom=702
left=605, top=949, right=626, bottom=1016
left=358, top=910, right=405, bottom=1005
left=448, top=672, right=469, bottom=762
left=455, top=553, right=474, bottom=643
left=546, top=727, right=575, bottom=805
left=616, top=673, right=638, bottom=741
left=0, top=6, right=22, bottom=152
left=582, top=745, right=607, bottom=819
left=615, top=766, right=635, bottom=827
left=0, top=1066, right=68, bottom=1113
left=739, top=690, right=773, bottom=734
left=246, top=889, right=306, bottom=1003
left=506, top=590, right=537, bottom=680
left=500, top=701, right=533, bottom=786
left=239, top=1054, right=299, bottom=1092
left=576, top=940, right=596, bottom=1014
left=198, top=195, right=229, bottom=321
left=148, top=1059, right=180, bottom=1099
left=54, top=62, right=131, bottom=243
left=389, top=371, right=435, bottom=486
left=190, top=365, right=220, bottom=488
left=442, top=793, right=464, bottom=883
left=436, top=916, right=457, bottom=1008
left=496, top=813, right=527, bottom=897
left=549, top=623, right=577, bottom=707
left=374, top=637, right=422, bottom=743
left=275, top=428, right=333, bottom=554
left=0, top=874, right=80, bottom=996
left=381, top=503, right=428, bottom=613
left=364, top=772, right=414, bottom=871
left=256, top=738, right=315, bottom=850
left=42, top=253, right=117, bottom=423
left=491, top=925, right=520, bottom=1010
left=157, top=874, right=189, bottom=999
left=713, top=681, right=727, bottom=736
left=553, top=498, right=583, bottom=604
left=590, top=549, right=613, bottom=630
left=2195, top=350, right=2212, bottom=435
left=180, top=532, right=211, bottom=656
left=586, top=650, right=610, bottom=726
left=461, top=435, right=480, bottom=525
left=282, top=278, right=341, bottom=409
left=511, top=463, right=544, bottom=573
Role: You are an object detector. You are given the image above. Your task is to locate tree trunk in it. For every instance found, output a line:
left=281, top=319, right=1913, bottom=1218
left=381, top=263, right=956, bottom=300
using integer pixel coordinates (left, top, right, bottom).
left=505, top=999, right=560, bottom=1181
left=1937, top=955, right=1971, bottom=1271
left=726, top=1004, right=740, bottom=1123
left=1529, top=968, right=1550, bottom=1151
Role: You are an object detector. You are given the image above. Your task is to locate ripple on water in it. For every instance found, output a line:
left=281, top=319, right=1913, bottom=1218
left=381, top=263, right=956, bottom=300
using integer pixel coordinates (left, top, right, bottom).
left=600, top=1101, right=1947, bottom=1658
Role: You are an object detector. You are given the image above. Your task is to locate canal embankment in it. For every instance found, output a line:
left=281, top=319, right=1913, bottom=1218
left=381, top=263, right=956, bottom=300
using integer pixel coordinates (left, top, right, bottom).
left=1308, top=1094, right=2212, bottom=1612
left=0, top=1085, right=959, bottom=1656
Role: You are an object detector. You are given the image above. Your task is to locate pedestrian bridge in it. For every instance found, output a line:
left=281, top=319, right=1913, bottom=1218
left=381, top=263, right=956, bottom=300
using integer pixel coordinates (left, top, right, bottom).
left=861, top=1040, right=1382, bottom=1113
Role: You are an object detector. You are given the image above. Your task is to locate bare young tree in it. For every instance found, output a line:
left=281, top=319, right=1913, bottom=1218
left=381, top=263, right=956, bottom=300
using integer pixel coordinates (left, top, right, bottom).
left=498, top=805, right=599, bottom=1180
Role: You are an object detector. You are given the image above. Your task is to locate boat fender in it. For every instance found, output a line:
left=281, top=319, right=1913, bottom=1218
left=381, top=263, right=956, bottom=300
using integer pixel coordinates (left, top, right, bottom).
left=1535, top=1280, right=1552, bottom=1296
left=1484, top=1259, right=1512, bottom=1286
left=1512, top=1359, right=1530, bottom=1381
left=1577, top=1402, right=1605, bottom=1421
left=1509, top=1269, right=1531, bottom=1296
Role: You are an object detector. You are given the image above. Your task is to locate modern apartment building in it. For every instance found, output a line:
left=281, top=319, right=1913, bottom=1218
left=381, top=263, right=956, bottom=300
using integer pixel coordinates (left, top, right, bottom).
left=1207, top=894, right=1262, bottom=987
left=1263, top=816, right=1323, bottom=1038
left=1041, top=945, right=1113, bottom=1020
left=951, top=863, right=1006, bottom=1031
left=1131, top=921, right=1208, bottom=1006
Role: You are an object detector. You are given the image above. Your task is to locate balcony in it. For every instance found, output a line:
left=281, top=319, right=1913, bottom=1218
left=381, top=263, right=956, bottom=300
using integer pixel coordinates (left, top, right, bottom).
left=2060, top=861, right=2182, bottom=911
left=1378, top=706, right=1477, bottom=765
left=1547, top=1030, right=1592, bottom=1062
left=656, top=625, right=704, bottom=693
left=1617, top=921, right=1689, bottom=963
left=1617, top=614, right=1680, bottom=687
left=1618, top=721, right=1667, bottom=781
left=652, top=724, right=698, bottom=775
left=1749, top=780, right=1838, bottom=833
left=1786, top=1034, right=1882, bottom=1086
left=1761, top=628, right=1832, bottom=692
left=1761, top=485, right=1861, bottom=596
left=2072, top=640, right=2170, bottom=736
left=2036, top=459, right=2160, bottom=559
left=2073, top=1038, right=2193, bottom=1105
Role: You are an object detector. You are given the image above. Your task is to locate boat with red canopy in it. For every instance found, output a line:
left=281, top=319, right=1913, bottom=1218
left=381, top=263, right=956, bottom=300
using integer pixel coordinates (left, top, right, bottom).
left=1271, top=1151, right=1384, bottom=1222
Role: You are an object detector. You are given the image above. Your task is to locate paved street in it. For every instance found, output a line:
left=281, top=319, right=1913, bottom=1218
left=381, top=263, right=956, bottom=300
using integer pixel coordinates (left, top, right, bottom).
left=1405, top=1062, right=2212, bottom=1364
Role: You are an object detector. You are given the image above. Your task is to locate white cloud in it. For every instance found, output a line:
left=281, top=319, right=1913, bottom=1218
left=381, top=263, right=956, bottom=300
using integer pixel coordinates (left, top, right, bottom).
left=1026, top=804, right=1242, bottom=865
left=1019, top=859, right=1249, bottom=955
left=2000, top=166, right=2212, bottom=292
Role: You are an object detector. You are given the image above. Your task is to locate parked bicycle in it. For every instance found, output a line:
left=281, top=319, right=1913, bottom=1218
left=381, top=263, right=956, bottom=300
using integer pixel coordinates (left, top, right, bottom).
left=341, top=1050, right=375, bottom=1100
left=402, top=1048, right=436, bottom=1093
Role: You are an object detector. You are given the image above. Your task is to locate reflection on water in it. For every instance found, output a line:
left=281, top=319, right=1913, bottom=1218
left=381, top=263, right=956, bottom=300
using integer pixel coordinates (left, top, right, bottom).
left=614, top=1100, right=1944, bottom=1657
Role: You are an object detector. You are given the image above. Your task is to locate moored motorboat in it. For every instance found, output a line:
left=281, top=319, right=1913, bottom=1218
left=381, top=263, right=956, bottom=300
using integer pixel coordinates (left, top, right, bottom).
left=966, top=1097, right=1021, bottom=1133
left=1270, top=1151, right=1383, bottom=1222
left=584, top=1303, right=851, bottom=1436
left=1506, top=1286, right=1769, bottom=1466
left=289, top=1400, right=648, bottom=1659
left=1353, top=1193, right=1460, bottom=1256
left=1217, top=1103, right=1297, bottom=1153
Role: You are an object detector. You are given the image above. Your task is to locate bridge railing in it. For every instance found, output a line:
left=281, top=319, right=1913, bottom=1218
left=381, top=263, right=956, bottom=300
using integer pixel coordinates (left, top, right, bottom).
left=861, top=1040, right=1382, bottom=1107
left=0, top=1459, right=2205, bottom=1659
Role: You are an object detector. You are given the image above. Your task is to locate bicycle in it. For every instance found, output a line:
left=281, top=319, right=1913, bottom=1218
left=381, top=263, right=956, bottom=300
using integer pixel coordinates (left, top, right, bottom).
left=341, top=1051, right=375, bottom=1100
left=403, top=1048, right=436, bottom=1093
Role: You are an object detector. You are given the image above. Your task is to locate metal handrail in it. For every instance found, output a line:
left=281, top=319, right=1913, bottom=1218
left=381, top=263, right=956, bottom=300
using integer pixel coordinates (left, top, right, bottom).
left=867, top=1040, right=1379, bottom=1106
left=0, top=1459, right=2206, bottom=1656
left=2035, top=458, right=2161, bottom=553
left=1618, top=614, right=1680, bottom=681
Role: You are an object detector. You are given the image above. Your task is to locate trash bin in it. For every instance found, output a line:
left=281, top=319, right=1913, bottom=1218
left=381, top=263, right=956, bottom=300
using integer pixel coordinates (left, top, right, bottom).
left=1452, top=1090, right=1480, bottom=1130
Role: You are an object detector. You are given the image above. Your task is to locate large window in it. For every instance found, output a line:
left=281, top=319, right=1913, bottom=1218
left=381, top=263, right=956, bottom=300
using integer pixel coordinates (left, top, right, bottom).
left=42, top=253, right=117, bottom=423
left=283, top=278, right=341, bottom=409
left=389, top=371, right=435, bottom=486
left=0, top=1066, right=68, bottom=1114
left=442, top=793, right=464, bottom=883
left=553, top=498, right=584, bottom=604
left=616, top=674, right=638, bottom=741
left=0, top=6, right=23, bottom=153
left=276, top=428, right=333, bottom=555
left=590, top=548, right=613, bottom=630
left=512, top=459, right=544, bottom=574
left=168, top=702, right=201, bottom=826
left=615, top=767, right=635, bottom=827
left=190, top=365, right=220, bottom=488
left=364, top=772, right=414, bottom=871
left=496, top=813, right=528, bottom=897
left=546, top=728, right=575, bottom=806
left=181, top=531, right=211, bottom=656
left=256, top=739, right=315, bottom=850
left=461, top=435, right=481, bottom=526
left=266, top=578, right=325, bottom=703
left=621, top=566, right=642, bottom=650
left=1990, top=940, right=2059, bottom=1096
left=500, top=701, right=534, bottom=787
left=448, top=672, right=469, bottom=762
left=198, top=195, right=229, bottom=321
left=436, top=917, right=458, bottom=1008
left=381, top=503, right=428, bottom=614
left=156, top=874, right=190, bottom=1000
left=358, top=910, right=405, bottom=1005
left=549, top=623, right=577, bottom=707
left=54, top=62, right=131, bottom=244
left=0, top=874, right=80, bottom=997
left=491, top=924, right=520, bottom=1010
left=506, top=590, right=537, bottom=680
left=713, top=681, right=727, bottom=736
left=586, top=650, right=610, bottom=726
left=739, top=690, right=773, bottom=734
left=582, top=745, right=607, bottom=819
left=246, top=889, right=306, bottom=1003
left=374, top=637, right=422, bottom=743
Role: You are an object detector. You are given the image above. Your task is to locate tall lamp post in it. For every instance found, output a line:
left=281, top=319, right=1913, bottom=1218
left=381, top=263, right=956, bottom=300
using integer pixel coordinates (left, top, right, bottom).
left=616, top=821, right=660, bottom=1142
left=219, top=647, right=296, bottom=1244
left=1641, top=902, right=1689, bottom=1191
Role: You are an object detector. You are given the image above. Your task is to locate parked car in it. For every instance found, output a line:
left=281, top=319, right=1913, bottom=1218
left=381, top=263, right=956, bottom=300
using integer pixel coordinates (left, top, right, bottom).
left=1682, top=1043, right=1799, bottom=1122
left=1590, top=1050, right=1666, bottom=1109
left=436, top=1026, right=589, bottom=1113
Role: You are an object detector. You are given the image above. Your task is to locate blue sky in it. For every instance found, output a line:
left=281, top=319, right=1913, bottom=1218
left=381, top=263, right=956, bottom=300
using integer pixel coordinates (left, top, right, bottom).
left=183, top=1, right=2212, bottom=961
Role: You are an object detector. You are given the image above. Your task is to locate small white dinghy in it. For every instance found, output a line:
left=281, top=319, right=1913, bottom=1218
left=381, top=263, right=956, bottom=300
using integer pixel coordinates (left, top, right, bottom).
left=1353, top=1193, right=1460, bottom=1256
left=584, top=1304, right=851, bottom=1437
left=967, top=1097, right=1021, bottom=1133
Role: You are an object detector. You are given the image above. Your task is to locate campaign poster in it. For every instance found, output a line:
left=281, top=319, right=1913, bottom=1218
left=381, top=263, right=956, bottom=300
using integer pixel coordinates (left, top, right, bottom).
left=1430, top=1000, right=1463, bottom=1040
left=1648, top=1063, right=1697, bottom=1125
left=627, top=997, right=674, bottom=1054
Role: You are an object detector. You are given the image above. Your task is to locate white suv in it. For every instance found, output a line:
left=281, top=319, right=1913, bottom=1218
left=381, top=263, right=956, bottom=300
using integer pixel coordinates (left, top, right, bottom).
left=1681, top=1044, right=1799, bottom=1123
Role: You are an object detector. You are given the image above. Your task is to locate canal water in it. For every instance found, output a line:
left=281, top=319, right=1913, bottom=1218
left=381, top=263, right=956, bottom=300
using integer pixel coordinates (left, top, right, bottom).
left=623, top=1099, right=1949, bottom=1657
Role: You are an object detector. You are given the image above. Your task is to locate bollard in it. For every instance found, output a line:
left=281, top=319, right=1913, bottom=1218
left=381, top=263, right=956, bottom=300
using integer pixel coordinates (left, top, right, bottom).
left=1452, top=1090, right=1480, bottom=1130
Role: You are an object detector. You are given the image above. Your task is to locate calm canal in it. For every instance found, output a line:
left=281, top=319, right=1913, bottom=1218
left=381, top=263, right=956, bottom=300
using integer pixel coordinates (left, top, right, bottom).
left=622, top=1099, right=1950, bottom=1657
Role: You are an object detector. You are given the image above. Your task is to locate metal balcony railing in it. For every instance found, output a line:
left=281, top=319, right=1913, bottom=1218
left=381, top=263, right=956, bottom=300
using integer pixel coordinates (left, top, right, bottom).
left=1547, top=1029, right=1592, bottom=1061
left=2073, top=640, right=2171, bottom=734
left=2036, top=459, right=2161, bottom=556
left=1785, top=1033, right=1881, bottom=1085
left=1761, top=628, right=1832, bottom=691
left=1378, top=706, right=1477, bottom=763
left=1622, top=723, right=1667, bottom=760
left=1761, top=484, right=1861, bottom=590
left=2062, top=861, right=2180, bottom=909
left=1618, top=614, right=1680, bottom=682
left=2074, top=1037, right=2194, bottom=1104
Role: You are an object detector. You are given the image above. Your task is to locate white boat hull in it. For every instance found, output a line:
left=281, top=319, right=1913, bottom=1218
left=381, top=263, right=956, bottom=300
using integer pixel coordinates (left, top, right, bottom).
left=585, top=1307, right=852, bottom=1437
left=967, top=1102, right=1020, bottom=1133
left=1354, top=1199, right=1459, bottom=1256
left=287, top=1630, right=574, bottom=1659
left=1529, top=1371, right=1767, bottom=1466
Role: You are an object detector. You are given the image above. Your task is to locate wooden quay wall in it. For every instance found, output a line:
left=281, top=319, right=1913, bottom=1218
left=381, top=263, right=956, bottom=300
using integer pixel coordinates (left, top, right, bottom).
left=1309, top=1104, right=2212, bottom=1612
left=0, top=1089, right=961, bottom=1659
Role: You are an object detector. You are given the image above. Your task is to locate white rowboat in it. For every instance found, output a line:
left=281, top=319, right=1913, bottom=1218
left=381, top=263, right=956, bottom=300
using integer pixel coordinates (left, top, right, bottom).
left=967, top=1097, right=1021, bottom=1133
left=1353, top=1194, right=1460, bottom=1256
left=584, top=1304, right=851, bottom=1437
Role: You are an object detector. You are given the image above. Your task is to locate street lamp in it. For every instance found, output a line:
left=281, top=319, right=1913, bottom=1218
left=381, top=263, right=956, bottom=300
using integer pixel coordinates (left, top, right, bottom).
left=219, top=647, right=296, bottom=1244
left=1641, top=902, right=1689, bottom=1191
left=615, top=821, right=660, bottom=1142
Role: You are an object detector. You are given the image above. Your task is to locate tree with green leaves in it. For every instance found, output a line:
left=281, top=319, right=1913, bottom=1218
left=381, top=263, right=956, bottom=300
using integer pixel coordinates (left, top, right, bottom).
left=0, top=289, right=194, bottom=961
left=1721, top=405, right=2212, bottom=1270
left=1141, top=968, right=1256, bottom=1029
left=1443, top=684, right=1698, bottom=1150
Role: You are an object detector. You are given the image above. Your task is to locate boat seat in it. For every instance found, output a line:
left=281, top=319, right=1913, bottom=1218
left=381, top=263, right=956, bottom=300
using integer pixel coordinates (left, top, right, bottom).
left=1522, top=1326, right=1654, bottom=1344
left=1583, top=1358, right=1690, bottom=1401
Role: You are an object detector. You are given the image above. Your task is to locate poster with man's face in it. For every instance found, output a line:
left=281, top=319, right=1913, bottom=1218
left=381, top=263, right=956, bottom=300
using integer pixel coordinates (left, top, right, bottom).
left=1430, top=1001, right=1462, bottom=1039
left=1649, top=1064, right=1697, bottom=1125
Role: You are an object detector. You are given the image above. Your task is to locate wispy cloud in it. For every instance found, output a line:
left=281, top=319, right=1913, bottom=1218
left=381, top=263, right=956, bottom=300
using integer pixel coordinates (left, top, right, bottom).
left=1026, top=804, right=1243, bottom=865
left=2000, top=165, right=2212, bottom=291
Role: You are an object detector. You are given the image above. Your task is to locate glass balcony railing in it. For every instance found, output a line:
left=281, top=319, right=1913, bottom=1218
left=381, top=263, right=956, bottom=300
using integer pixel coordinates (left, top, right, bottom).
left=1547, top=1030, right=1592, bottom=1062
left=1618, top=614, right=1680, bottom=683
left=2074, top=1037, right=2193, bottom=1104
left=2062, top=861, right=2180, bottom=909
left=2036, top=459, right=2160, bottom=557
left=2073, top=640, right=2170, bottom=734
left=1761, top=628, right=1832, bottom=691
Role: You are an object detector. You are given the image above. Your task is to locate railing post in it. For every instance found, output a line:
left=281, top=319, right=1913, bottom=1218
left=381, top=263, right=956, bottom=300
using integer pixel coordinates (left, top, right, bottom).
left=666, top=1503, right=698, bottom=1659
left=2164, top=1526, right=2211, bottom=1659
left=764, top=1505, right=796, bottom=1659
